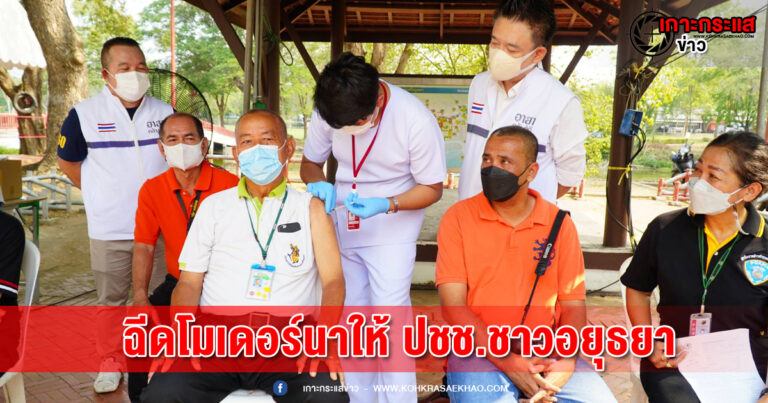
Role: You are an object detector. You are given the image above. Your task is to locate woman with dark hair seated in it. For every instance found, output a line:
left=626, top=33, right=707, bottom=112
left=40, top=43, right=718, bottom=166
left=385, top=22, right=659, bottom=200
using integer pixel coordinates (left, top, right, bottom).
left=621, top=131, right=768, bottom=403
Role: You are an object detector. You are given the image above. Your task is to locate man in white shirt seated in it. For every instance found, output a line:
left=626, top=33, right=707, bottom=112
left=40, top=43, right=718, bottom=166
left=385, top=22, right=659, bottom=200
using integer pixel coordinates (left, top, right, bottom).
left=141, top=110, right=348, bottom=403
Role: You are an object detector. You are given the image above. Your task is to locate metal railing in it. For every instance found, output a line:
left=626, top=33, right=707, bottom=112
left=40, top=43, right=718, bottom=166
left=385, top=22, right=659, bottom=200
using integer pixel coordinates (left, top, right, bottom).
left=19, top=170, right=82, bottom=219
left=656, top=169, right=691, bottom=203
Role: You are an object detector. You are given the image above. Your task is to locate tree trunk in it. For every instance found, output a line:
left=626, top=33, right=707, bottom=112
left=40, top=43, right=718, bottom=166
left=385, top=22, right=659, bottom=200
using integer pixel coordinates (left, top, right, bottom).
left=395, top=43, right=413, bottom=74
left=345, top=43, right=366, bottom=58
left=214, top=94, right=227, bottom=127
left=22, top=0, right=89, bottom=171
left=19, top=68, right=46, bottom=155
left=0, top=67, right=46, bottom=155
left=370, top=43, right=388, bottom=72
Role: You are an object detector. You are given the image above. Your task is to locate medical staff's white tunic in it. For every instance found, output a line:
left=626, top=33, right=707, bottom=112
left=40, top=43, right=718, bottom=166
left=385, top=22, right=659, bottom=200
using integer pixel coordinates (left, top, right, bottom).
left=304, top=81, right=446, bottom=403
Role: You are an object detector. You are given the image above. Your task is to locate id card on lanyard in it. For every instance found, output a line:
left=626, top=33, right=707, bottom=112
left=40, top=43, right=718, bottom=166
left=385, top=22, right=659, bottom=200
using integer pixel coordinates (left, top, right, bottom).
left=244, top=191, right=288, bottom=300
left=247, top=264, right=275, bottom=300
left=691, top=228, right=741, bottom=336
left=347, top=82, right=389, bottom=231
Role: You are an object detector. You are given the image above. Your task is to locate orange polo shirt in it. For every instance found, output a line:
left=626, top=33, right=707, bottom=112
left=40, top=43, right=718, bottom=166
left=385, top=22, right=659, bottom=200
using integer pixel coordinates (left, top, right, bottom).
left=436, top=189, right=585, bottom=329
left=134, top=162, right=239, bottom=278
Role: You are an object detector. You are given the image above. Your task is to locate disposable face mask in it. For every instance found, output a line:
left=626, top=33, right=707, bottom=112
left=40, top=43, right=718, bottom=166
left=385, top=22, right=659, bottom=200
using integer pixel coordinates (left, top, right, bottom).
left=488, top=47, right=537, bottom=82
left=238, top=139, right=287, bottom=185
left=340, top=107, right=378, bottom=135
left=687, top=176, right=744, bottom=215
left=106, top=70, right=150, bottom=102
left=480, top=164, right=530, bottom=202
left=162, top=140, right=205, bottom=171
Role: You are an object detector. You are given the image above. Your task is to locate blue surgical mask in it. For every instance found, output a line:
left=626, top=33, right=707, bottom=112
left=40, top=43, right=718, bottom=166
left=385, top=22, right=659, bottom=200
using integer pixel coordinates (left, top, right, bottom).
left=237, top=139, right=287, bottom=185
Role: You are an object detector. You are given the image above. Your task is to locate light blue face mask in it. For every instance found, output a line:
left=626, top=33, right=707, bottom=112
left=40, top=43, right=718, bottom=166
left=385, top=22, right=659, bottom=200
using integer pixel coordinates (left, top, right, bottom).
left=237, top=139, right=287, bottom=185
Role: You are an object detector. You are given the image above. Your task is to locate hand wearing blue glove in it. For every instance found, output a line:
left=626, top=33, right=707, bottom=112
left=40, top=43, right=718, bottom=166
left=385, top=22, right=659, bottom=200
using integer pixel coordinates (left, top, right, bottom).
left=307, top=181, right=336, bottom=214
left=344, top=192, right=390, bottom=219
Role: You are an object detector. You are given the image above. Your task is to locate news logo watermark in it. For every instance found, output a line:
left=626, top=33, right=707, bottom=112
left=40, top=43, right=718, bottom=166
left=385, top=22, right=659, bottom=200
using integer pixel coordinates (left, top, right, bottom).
left=121, top=312, right=677, bottom=372
left=630, top=11, right=756, bottom=56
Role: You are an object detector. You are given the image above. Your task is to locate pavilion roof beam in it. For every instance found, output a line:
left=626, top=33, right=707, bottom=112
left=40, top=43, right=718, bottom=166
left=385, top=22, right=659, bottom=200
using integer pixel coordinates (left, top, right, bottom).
left=579, top=0, right=619, bottom=18
left=200, top=0, right=247, bottom=70
left=279, top=29, right=615, bottom=45
left=278, top=0, right=322, bottom=33
left=288, top=0, right=322, bottom=22
left=280, top=7, right=320, bottom=81
left=560, top=0, right=615, bottom=44
left=222, top=0, right=246, bottom=12
left=560, top=9, right=608, bottom=84
left=309, top=5, right=495, bottom=15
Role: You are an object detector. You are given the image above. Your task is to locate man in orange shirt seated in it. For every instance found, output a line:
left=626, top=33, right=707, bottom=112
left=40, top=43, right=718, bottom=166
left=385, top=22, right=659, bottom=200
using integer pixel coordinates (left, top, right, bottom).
left=129, top=112, right=239, bottom=401
left=436, top=126, right=615, bottom=403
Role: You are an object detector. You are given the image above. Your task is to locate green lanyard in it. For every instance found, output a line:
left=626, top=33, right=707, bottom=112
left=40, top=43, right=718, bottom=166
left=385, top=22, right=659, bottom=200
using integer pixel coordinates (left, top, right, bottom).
left=697, top=227, right=741, bottom=313
left=244, top=191, right=288, bottom=266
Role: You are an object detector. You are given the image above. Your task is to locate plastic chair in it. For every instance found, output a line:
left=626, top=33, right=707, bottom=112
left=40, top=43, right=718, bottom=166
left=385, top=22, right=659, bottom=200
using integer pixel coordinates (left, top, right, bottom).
left=220, top=389, right=276, bottom=402
left=619, top=257, right=660, bottom=403
left=0, top=239, right=40, bottom=403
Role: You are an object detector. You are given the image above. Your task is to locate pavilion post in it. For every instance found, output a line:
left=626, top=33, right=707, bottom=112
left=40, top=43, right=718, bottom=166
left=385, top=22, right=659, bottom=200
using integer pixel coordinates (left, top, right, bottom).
left=326, top=0, right=345, bottom=184
left=242, top=0, right=255, bottom=113
left=757, top=8, right=768, bottom=139
left=253, top=0, right=264, bottom=107
left=602, top=0, right=645, bottom=247
left=264, top=0, right=280, bottom=112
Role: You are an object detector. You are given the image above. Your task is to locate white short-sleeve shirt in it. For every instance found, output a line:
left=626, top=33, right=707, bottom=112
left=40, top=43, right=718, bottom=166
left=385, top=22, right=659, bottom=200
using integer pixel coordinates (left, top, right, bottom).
left=178, top=186, right=318, bottom=314
left=303, top=81, right=447, bottom=249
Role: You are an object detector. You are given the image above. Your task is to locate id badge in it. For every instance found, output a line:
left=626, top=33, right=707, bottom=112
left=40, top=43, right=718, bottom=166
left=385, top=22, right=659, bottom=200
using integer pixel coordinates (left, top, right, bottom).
left=246, top=264, right=275, bottom=300
left=347, top=210, right=360, bottom=231
left=689, top=312, right=712, bottom=336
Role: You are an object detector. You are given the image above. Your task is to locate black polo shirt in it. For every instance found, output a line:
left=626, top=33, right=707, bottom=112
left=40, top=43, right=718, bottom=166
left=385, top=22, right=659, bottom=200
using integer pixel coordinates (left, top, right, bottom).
left=621, top=204, right=768, bottom=378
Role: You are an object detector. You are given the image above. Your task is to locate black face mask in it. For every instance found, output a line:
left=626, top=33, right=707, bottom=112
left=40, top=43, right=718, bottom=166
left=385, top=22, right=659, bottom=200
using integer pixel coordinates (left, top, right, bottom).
left=480, top=165, right=530, bottom=202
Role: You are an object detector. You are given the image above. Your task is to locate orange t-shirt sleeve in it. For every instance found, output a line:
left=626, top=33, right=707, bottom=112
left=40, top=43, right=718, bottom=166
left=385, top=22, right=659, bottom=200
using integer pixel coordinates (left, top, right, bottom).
left=134, top=182, right=160, bottom=245
left=435, top=205, right=468, bottom=286
left=556, top=214, right=586, bottom=301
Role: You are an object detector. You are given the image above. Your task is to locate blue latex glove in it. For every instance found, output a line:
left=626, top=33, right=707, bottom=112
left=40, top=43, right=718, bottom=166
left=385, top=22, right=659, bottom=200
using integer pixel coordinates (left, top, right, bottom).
left=344, top=193, right=390, bottom=219
left=307, top=181, right=336, bottom=214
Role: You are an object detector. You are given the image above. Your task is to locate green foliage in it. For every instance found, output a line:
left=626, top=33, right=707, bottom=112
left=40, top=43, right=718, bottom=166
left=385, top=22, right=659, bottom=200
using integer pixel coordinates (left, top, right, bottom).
left=280, top=42, right=329, bottom=123
left=0, top=146, right=19, bottom=154
left=569, top=79, right=612, bottom=177
left=584, top=136, right=610, bottom=177
left=401, top=44, right=487, bottom=75
left=72, top=0, right=137, bottom=89
left=633, top=145, right=674, bottom=169
left=140, top=1, right=242, bottom=126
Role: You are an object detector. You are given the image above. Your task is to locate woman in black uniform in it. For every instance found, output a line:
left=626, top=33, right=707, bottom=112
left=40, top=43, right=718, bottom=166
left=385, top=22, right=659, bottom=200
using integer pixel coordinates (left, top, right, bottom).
left=621, top=131, right=768, bottom=403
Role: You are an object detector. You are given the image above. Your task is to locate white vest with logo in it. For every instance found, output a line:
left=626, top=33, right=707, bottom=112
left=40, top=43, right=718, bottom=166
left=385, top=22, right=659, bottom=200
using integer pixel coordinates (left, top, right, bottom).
left=458, top=68, right=575, bottom=202
left=75, top=86, right=172, bottom=240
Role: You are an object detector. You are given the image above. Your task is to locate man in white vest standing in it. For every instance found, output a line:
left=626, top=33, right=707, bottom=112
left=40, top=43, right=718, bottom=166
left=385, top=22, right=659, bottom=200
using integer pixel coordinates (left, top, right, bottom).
left=458, top=0, right=588, bottom=203
left=57, top=37, right=172, bottom=395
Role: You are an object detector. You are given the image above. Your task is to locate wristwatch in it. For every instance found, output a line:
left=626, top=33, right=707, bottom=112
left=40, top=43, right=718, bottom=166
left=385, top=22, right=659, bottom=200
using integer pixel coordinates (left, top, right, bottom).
left=386, top=197, right=399, bottom=214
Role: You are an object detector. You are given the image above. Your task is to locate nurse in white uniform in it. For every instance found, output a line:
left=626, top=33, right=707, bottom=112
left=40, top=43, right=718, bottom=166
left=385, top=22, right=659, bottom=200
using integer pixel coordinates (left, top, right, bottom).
left=458, top=0, right=589, bottom=203
left=300, top=52, right=446, bottom=403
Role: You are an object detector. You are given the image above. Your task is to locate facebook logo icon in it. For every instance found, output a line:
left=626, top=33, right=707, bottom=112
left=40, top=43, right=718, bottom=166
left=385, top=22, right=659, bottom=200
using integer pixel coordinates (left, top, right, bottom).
left=273, top=380, right=288, bottom=396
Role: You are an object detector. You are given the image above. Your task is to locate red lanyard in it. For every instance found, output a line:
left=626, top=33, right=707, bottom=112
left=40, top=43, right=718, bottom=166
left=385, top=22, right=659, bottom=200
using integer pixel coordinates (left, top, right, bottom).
left=351, top=82, right=389, bottom=190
